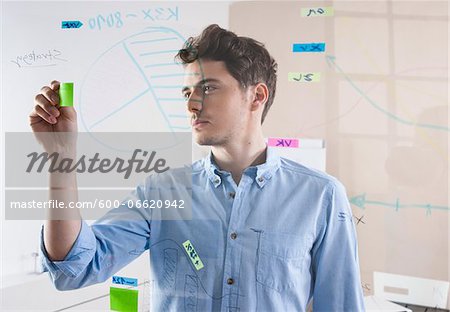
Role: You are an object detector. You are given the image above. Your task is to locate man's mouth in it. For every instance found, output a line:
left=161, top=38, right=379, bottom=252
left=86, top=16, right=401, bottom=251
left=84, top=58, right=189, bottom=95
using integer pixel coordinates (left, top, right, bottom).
left=192, top=119, right=209, bottom=127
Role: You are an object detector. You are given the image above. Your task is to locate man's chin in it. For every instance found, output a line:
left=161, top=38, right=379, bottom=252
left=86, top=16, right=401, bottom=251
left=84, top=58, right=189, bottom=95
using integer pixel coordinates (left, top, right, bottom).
left=195, top=140, right=212, bottom=146
left=194, top=135, right=217, bottom=147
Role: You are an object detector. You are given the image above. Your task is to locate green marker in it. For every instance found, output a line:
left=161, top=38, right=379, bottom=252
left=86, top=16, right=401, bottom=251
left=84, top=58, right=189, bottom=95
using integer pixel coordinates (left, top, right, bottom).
left=59, top=82, right=74, bottom=107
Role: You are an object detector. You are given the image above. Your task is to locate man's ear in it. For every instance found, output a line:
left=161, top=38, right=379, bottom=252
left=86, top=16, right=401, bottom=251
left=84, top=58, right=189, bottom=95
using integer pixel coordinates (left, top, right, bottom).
left=250, top=83, right=269, bottom=112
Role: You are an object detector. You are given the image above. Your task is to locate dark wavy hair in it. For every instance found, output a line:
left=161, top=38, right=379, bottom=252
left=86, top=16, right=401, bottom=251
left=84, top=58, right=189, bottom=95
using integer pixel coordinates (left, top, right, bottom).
left=175, top=24, right=278, bottom=124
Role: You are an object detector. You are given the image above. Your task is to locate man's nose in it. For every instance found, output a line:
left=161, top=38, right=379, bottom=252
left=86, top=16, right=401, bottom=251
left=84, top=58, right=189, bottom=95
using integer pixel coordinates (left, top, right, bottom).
left=187, top=95, right=204, bottom=113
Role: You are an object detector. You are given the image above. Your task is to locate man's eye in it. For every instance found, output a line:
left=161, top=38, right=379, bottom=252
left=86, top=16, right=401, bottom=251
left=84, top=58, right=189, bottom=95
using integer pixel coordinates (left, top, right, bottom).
left=202, top=85, right=214, bottom=94
left=183, top=92, right=191, bottom=100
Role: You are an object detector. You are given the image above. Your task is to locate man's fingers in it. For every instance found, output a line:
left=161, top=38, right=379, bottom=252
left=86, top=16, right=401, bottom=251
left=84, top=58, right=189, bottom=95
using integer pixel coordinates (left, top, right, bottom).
left=50, top=80, right=60, bottom=92
left=40, top=85, right=60, bottom=106
left=34, top=93, right=60, bottom=117
left=30, top=105, right=57, bottom=125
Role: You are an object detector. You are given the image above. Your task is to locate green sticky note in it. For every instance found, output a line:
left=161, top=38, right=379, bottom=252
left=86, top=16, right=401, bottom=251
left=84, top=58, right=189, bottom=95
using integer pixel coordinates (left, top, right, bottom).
left=59, top=82, right=74, bottom=107
left=288, top=72, right=321, bottom=82
left=183, top=240, right=204, bottom=270
left=301, top=6, right=334, bottom=17
left=110, top=287, right=139, bottom=312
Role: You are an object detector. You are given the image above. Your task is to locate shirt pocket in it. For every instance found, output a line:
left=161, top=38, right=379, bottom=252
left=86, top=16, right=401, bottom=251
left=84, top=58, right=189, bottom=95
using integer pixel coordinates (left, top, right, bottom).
left=256, top=230, right=311, bottom=292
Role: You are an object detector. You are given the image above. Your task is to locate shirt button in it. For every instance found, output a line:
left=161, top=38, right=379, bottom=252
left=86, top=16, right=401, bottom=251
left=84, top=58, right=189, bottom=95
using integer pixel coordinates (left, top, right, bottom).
left=258, top=177, right=264, bottom=182
left=229, top=192, right=236, bottom=199
left=227, top=278, right=234, bottom=285
left=214, top=178, right=220, bottom=184
left=230, top=232, right=237, bottom=240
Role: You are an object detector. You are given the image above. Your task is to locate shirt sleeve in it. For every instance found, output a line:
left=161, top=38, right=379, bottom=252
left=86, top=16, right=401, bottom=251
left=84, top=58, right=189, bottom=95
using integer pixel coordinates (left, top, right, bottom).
left=311, top=180, right=365, bottom=311
left=39, top=181, right=151, bottom=291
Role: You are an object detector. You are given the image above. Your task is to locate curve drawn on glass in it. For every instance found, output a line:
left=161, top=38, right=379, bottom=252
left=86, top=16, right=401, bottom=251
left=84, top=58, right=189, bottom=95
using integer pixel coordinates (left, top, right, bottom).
left=326, top=55, right=449, bottom=132
left=79, top=26, right=201, bottom=153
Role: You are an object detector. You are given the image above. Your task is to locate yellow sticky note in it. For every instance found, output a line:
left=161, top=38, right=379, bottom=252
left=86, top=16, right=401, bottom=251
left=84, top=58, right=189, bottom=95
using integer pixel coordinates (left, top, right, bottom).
left=182, top=240, right=204, bottom=270
left=288, top=72, right=321, bottom=82
left=301, top=7, right=334, bottom=17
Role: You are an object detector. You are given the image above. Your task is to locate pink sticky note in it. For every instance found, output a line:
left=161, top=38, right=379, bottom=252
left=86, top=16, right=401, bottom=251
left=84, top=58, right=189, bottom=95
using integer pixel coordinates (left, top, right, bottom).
left=268, top=138, right=299, bottom=148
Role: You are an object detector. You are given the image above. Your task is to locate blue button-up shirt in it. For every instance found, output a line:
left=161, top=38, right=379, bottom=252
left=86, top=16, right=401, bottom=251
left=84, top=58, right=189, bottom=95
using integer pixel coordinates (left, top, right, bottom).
left=41, top=146, right=365, bottom=311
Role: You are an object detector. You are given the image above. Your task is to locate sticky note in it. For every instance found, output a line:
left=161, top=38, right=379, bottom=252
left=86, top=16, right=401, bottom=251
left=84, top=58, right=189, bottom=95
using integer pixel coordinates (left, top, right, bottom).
left=61, top=21, right=83, bottom=29
left=112, top=276, right=138, bottom=287
left=182, top=240, right=204, bottom=270
left=268, top=138, right=299, bottom=148
left=59, top=82, right=74, bottom=107
left=288, top=72, right=321, bottom=82
left=301, top=7, right=334, bottom=17
left=110, top=287, right=138, bottom=312
left=293, top=43, right=326, bottom=53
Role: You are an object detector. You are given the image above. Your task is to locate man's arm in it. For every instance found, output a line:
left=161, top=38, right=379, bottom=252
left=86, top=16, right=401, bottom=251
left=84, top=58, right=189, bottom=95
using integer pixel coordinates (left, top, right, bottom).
left=31, top=81, right=151, bottom=290
left=40, top=181, right=151, bottom=291
left=29, top=80, right=81, bottom=260
left=45, top=169, right=81, bottom=261
left=311, top=180, right=365, bottom=311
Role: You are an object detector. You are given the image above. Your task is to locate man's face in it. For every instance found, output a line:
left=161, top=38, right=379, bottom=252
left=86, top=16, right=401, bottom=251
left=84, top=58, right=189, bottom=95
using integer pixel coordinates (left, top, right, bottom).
left=182, top=59, right=251, bottom=147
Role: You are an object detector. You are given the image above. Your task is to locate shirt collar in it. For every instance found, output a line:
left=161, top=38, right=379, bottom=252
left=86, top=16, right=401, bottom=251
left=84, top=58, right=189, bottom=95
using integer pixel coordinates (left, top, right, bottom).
left=203, top=145, right=281, bottom=188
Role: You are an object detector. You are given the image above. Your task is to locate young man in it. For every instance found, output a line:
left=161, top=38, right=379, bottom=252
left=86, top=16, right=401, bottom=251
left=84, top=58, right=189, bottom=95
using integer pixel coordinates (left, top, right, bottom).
left=32, top=24, right=365, bottom=311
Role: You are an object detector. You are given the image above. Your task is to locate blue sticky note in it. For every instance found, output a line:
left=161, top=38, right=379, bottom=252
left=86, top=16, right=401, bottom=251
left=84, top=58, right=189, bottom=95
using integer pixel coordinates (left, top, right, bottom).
left=293, top=43, right=326, bottom=52
left=61, top=21, right=83, bottom=29
left=112, top=276, right=138, bottom=287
